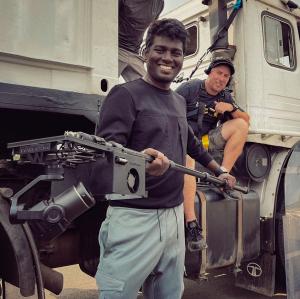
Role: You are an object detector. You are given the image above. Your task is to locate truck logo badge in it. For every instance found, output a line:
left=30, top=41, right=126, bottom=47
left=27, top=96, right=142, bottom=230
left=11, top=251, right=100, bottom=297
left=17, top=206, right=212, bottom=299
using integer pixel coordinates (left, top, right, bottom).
left=246, top=263, right=262, bottom=277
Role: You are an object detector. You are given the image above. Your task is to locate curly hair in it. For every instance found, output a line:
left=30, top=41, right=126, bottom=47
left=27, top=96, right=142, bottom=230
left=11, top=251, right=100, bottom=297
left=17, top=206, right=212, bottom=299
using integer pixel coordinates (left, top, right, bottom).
left=145, top=18, right=188, bottom=54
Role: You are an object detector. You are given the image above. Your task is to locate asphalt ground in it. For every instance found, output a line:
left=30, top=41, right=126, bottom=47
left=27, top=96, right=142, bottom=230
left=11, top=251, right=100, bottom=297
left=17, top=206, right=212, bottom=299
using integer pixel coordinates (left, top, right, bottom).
left=3, top=265, right=287, bottom=299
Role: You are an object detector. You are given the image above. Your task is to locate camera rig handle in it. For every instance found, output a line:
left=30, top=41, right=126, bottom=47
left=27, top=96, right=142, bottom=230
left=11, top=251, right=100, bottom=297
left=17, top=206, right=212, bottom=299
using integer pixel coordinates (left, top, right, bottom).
left=142, top=153, right=248, bottom=194
left=168, top=161, right=249, bottom=194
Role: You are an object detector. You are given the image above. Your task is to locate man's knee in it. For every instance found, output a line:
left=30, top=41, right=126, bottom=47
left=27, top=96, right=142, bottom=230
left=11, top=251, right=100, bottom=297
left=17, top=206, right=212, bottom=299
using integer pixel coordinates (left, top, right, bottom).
left=235, top=118, right=249, bottom=133
left=222, top=118, right=249, bottom=138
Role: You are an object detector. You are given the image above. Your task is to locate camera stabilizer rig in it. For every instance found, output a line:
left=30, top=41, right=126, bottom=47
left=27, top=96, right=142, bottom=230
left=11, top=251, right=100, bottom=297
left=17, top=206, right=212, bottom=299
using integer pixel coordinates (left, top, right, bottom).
left=7, top=132, right=150, bottom=237
left=7, top=131, right=248, bottom=235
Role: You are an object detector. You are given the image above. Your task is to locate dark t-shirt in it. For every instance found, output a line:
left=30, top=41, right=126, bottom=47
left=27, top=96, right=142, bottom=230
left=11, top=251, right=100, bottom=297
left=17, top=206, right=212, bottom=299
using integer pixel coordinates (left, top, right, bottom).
left=176, top=79, right=240, bottom=136
left=119, top=0, right=164, bottom=54
left=93, top=79, right=213, bottom=209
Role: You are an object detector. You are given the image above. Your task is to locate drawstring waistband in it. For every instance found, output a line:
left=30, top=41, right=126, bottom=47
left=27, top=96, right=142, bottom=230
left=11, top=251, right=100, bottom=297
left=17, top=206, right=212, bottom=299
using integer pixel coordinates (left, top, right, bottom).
left=156, top=206, right=180, bottom=241
left=156, top=210, right=162, bottom=241
left=173, top=207, right=179, bottom=239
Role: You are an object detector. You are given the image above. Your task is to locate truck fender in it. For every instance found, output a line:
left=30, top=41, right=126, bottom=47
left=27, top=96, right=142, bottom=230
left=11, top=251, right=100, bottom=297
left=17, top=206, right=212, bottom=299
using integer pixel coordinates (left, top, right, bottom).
left=282, top=141, right=300, bottom=298
left=0, top=197, right=36, bottom=297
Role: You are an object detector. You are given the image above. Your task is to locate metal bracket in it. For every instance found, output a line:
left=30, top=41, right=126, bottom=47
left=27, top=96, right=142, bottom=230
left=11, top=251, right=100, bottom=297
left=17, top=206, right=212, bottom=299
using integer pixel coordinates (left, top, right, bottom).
left=10, top=173, right=64, bottom=223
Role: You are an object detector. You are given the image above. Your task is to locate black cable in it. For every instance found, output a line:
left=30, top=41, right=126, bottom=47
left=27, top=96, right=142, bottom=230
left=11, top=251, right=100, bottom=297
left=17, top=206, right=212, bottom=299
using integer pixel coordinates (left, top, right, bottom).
left=1, top=279, right=6, bottom=299
left=22, top=223, right=45, bottom=299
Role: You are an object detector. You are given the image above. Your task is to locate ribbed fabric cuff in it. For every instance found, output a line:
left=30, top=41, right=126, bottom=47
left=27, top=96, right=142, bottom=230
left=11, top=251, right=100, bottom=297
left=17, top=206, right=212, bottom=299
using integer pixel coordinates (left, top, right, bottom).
left=214, top=167, right=227, bottom=176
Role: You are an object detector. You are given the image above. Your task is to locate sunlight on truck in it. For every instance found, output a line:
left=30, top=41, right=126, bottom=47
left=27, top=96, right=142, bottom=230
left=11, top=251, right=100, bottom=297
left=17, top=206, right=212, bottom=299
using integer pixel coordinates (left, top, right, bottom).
left=0, top=1, right=300, bottom=298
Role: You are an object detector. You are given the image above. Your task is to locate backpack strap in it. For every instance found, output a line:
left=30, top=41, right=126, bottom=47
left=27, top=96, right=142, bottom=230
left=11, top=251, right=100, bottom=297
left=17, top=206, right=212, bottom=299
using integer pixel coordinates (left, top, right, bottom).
left=185, top=80, right=206, bottom=137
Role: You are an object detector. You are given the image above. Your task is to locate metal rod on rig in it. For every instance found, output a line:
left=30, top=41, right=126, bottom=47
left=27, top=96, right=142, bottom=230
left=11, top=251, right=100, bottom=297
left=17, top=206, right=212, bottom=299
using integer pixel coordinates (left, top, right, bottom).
left=170, top=161, right=208, bottom=180
left=169, top=161, right=249, bottom=194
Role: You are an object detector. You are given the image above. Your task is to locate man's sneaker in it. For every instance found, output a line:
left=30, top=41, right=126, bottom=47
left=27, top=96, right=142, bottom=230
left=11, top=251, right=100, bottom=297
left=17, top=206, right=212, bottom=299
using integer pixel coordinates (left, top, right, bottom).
left=185, top=220, right=207, bottom=252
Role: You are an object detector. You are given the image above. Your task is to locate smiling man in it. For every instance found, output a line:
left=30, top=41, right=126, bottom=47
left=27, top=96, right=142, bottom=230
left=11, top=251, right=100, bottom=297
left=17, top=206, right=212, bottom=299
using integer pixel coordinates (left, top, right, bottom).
left=94, top=20, right=235, bottom=299
left=176, top=58, right=250, bottom=252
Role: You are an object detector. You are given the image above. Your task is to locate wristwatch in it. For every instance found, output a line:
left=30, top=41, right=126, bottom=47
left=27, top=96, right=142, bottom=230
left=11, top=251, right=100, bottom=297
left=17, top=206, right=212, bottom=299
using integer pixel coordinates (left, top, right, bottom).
left=214, top=166, right=228, bottom=176
left=230, top=102, right=239, bottom=113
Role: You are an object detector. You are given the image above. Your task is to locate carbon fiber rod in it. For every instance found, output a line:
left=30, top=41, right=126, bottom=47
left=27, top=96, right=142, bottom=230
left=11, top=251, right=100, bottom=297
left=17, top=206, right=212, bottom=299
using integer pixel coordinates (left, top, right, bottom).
left=168, top=161, right=248, bottom=194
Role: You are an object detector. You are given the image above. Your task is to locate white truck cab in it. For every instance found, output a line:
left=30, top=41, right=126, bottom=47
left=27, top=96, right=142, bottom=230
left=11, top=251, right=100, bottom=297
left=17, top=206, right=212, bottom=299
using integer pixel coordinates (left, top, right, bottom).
left=165, top=1, right=300, bottom=297
left=0, top=1, right=300, bottom=298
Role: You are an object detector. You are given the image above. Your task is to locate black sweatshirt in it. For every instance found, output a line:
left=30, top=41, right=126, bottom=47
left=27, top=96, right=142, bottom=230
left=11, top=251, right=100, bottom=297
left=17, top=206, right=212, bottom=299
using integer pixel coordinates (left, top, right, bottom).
left=94, top=79, right=213, bottom=209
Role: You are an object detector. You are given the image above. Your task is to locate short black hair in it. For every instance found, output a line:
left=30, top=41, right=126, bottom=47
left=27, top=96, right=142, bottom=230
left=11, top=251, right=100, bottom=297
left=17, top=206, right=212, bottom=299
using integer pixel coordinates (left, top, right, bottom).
left=145, top=18, right=188, bottom=54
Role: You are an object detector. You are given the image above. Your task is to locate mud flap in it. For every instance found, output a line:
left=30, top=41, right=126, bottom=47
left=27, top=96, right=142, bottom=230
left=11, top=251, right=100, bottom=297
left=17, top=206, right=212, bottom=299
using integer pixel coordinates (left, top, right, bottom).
left=283, top=141, right=300, bottom=299
left=235, top=253, right=276, bottom=296
left=0, top=198, right=36, bottom=296
left=234, top=190, right=272, bottom=296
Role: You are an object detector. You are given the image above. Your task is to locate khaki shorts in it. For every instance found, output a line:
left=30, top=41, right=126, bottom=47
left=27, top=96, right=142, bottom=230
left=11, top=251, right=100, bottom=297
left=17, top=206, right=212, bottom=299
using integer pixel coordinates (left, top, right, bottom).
left=208, top=125, right=226, bottom=151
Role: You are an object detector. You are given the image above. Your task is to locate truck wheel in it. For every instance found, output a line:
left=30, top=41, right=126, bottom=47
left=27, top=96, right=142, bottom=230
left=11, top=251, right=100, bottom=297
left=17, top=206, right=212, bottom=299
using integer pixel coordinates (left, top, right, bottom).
left=1, top=259, right=45, bottom=299
left=0, top=279, right=3, bottom=299
left=1, top=265, right=45, bottom=299
left=0, top=198, right=45, bottom=299
left=1, top=281, right=38, bottom=299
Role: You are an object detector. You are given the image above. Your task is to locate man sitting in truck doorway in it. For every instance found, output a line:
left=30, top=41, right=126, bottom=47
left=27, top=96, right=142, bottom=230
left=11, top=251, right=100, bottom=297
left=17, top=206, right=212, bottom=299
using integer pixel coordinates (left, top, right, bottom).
left=176, top=58, right=250, bottom=252
left=93, top=19, right=236, bottom=299
left=118, top=0, right=164, bottom=81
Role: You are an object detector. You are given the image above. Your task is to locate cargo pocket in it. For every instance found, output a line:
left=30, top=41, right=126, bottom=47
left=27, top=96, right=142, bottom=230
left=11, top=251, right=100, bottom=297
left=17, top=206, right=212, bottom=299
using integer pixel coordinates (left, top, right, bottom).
left=96, top=271, right=125, bottom=298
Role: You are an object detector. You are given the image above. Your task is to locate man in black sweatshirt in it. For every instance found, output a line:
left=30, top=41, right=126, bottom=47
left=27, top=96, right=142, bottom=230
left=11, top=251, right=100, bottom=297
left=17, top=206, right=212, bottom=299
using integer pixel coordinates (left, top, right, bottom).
left=94, top=18, right=235, bottom=299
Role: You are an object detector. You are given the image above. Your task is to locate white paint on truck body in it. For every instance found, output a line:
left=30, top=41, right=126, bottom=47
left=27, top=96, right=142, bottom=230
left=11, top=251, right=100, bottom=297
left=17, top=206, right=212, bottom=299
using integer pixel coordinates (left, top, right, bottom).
left=164, top=0, right=300, bottom=145
left=0, top=0, right=118, bottom=95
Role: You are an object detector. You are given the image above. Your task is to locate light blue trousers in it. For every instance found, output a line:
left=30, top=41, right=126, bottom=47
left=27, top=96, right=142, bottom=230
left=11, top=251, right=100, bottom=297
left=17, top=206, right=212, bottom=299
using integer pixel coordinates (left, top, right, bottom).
left=96, top=204, right=185, bottom=299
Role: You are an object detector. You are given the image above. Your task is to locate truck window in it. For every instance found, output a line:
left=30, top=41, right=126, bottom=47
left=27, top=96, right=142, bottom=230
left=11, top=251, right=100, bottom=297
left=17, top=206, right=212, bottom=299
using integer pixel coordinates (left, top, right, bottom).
left=262, top=13, right=296, bottom=70
left=185, top=24, right=198, bottom=57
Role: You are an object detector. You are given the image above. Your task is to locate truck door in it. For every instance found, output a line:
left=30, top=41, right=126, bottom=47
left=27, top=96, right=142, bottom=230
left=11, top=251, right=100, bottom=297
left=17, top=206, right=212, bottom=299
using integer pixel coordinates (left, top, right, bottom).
left=260, top=8, right=300, bottom=135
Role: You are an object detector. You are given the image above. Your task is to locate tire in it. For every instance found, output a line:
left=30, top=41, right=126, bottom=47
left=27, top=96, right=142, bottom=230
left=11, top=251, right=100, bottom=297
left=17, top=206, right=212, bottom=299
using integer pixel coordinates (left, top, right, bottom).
left=2, top=281, right=34, bottom=299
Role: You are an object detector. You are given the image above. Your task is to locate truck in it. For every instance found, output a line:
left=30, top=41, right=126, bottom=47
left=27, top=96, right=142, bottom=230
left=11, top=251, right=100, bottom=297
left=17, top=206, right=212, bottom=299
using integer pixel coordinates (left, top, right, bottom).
left=164, top=0, right=300, bottom=297
left=0, top=0, right=299, bottom=298
left=0, top=1, right=119, bottom=297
